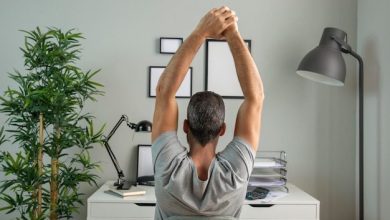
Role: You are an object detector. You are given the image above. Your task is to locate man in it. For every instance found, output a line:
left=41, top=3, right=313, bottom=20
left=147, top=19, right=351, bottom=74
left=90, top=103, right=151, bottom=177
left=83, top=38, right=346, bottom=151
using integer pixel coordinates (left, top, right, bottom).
left=152, top=6, right=264, bottom=220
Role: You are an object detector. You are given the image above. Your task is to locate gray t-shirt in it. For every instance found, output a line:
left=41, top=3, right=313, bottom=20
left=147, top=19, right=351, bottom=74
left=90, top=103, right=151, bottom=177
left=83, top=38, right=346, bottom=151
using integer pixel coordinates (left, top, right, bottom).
left=152, top=132, right=255, bottom=220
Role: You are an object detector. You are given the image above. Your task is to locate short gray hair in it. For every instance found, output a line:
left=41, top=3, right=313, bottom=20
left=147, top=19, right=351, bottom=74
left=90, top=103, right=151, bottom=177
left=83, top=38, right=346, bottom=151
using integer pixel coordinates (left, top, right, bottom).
left=187, top=91, right=225, bottom=146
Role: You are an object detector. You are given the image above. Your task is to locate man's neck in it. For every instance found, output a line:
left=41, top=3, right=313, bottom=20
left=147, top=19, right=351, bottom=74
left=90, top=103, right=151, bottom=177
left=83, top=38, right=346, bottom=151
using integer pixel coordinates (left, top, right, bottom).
left=188, top=140, right=217, bottom=181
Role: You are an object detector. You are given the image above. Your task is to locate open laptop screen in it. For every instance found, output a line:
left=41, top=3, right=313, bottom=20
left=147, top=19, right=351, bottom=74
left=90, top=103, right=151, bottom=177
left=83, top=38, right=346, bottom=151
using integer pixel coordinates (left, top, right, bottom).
left=136, top=145, right=154, bottom=184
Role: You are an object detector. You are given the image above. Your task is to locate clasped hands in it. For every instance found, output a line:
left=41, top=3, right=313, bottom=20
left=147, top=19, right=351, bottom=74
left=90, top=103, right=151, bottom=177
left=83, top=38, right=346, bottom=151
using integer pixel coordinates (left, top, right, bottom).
left=194, top=6, right=239, bottom=40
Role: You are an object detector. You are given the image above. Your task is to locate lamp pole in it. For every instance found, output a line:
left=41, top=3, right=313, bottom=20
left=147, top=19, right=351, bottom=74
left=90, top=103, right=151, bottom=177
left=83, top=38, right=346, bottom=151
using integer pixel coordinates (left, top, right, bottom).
left=331, top=37, right=364, bottom=220
left=352, top=50, right=364, bottom=220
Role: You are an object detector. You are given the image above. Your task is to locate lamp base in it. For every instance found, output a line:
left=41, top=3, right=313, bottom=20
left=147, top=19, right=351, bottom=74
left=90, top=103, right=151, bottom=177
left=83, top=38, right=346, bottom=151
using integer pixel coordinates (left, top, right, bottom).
left=114, top=179, right=134, bottom=190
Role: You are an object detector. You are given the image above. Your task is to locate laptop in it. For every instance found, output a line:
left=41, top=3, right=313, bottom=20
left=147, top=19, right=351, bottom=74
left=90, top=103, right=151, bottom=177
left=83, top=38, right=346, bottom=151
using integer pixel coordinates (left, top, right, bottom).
left=136, top=145, right=155, bottom=185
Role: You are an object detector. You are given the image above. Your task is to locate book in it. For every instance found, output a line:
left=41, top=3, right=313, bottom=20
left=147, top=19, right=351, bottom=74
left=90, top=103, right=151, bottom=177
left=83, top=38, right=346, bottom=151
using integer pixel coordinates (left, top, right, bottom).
left=107, top=185, right=146, bottom=197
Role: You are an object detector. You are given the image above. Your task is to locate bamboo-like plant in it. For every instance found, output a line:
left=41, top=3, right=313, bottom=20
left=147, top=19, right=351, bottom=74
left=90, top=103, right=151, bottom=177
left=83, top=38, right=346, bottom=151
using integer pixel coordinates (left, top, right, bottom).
left=0, top=27, right=104, bottom=220
left=0, top=127, right=5, bottom=149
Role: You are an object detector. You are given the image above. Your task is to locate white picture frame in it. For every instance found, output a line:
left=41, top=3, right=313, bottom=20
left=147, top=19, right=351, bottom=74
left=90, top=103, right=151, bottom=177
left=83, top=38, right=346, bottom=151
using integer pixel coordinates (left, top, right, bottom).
left=149, top=66, right=192, bottom=98
left=205, top=39, right=251, bottom=98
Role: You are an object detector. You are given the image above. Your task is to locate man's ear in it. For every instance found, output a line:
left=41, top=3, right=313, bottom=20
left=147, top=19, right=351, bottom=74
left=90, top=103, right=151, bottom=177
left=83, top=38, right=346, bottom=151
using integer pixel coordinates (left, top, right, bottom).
left=219, top=122, right=226, bottom=136
left=183, top=119, right=190, bottom=134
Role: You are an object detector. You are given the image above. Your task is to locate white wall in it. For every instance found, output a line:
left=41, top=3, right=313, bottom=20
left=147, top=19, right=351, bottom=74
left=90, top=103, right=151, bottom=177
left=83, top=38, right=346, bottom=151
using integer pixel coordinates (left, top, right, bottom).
left=357, top=0, right=390, bottom=219
left=0, top=1, right=357, bottom=219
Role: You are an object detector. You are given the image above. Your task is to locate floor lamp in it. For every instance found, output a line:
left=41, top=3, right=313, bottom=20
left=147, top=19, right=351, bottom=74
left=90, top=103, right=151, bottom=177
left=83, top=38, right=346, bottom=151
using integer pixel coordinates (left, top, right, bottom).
left=296, top=27, right=364, bottom=220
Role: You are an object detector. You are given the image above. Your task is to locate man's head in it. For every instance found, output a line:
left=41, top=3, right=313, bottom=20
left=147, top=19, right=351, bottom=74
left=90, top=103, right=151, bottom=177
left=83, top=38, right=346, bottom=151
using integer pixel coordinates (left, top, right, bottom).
left=184, top=91, right=226, bottom=146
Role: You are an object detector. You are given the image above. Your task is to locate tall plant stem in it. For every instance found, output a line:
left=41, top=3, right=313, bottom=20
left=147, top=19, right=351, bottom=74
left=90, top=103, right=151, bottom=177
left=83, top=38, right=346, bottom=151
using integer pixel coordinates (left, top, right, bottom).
left=50, top=126, right=60, bottom=220
left=37, top=113, right=44, bottom=218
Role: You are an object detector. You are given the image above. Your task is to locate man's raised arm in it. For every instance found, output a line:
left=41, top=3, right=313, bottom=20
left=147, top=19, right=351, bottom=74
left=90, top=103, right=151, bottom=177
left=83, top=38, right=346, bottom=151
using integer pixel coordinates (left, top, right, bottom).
left=152, top=6, right=237, bottom=142
left=225, top=22, right=265, bottom=152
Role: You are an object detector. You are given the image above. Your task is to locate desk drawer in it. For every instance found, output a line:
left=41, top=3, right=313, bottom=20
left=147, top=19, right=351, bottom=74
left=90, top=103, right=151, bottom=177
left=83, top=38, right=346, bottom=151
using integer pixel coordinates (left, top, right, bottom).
left=240, top=204, right=318, bottom=220
left=89, top=202, right=155, bottom=218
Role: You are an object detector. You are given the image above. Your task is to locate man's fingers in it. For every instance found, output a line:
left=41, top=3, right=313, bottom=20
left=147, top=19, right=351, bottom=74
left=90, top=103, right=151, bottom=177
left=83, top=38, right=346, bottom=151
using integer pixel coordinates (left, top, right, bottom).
left=215, top=6, right=230, bottom=15
left=198, top=6, right=237, bottom=38
left=218, top=6, right=230, bottom=12
left=225, top=15, right=238, bottom=26
left=221, top=10, right=235, bottom=19
left=220, top=10, right=234, bottom=19
left=209, top=8, right=217, bottom=14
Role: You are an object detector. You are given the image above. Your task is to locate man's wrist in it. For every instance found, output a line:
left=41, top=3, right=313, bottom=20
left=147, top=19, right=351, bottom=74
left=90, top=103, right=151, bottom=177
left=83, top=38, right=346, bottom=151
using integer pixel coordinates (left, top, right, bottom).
left=190, top=29, right=207, bottom=41
left=225, top=30, right=240, bottom=41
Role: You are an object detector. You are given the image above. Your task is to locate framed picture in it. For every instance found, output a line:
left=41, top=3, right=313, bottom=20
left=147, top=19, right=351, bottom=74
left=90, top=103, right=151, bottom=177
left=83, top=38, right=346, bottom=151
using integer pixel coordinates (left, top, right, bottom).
left=149, top=66, right=192, bottom=98
left=205, top=39, right=252, bottom=99
left=160, top=37, right=183, bottom=54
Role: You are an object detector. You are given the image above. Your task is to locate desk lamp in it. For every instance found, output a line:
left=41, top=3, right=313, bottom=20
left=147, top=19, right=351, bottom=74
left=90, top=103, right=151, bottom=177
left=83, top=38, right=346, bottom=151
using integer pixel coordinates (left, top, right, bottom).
left=103, top=114, right=152, bottom=190
left=296, top=27, right=364, bottom=220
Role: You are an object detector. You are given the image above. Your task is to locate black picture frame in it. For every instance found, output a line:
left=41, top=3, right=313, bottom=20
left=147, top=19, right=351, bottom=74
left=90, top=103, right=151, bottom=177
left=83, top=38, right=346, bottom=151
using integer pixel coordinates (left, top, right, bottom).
left=148, top=66, right=192, bottom=98
left=205, top=39, right=252, bottom=99
left=160, top=37, right=183, bottom=54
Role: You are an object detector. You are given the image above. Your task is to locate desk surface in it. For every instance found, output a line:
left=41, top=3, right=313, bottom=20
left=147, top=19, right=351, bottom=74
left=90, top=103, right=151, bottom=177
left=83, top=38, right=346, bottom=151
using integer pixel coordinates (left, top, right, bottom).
left=88, top=181, right=319, bottom=205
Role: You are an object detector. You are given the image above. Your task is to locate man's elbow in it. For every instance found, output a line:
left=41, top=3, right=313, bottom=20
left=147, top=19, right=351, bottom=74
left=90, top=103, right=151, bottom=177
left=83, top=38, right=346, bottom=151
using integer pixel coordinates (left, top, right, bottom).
left=156, top=84, right=163, bottom=96
left=256, top=91, right=265, bottom=102
left=246, top=81, right=265, bottom=102
left=156, top=83, right=175, bottom=98
left=247, top=90, right=265, bottom=105
left=156, top=83, right=168, bottom=96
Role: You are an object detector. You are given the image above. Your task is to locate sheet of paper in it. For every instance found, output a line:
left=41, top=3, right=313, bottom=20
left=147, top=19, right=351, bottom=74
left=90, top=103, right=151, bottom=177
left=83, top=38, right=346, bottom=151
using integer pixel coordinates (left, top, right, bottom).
left=254, top=158, right=284, bottom=168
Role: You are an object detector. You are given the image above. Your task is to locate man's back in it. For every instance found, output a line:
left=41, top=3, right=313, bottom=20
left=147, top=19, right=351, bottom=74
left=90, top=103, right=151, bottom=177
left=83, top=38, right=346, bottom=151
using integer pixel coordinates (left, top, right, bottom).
left=152, top=132, right=255, bottom=219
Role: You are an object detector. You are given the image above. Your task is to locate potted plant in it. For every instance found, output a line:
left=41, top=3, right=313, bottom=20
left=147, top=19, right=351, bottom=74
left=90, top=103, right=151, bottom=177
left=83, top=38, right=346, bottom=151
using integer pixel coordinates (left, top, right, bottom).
left=0, top=27, right=104, bottom=220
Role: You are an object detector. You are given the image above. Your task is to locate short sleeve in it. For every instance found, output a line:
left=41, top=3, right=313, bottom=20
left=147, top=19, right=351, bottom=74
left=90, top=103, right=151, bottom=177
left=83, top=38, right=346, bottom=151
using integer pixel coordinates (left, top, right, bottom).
left=152, top=132, right=187, bottom=177
left=217, top=137, right=256, bottom=181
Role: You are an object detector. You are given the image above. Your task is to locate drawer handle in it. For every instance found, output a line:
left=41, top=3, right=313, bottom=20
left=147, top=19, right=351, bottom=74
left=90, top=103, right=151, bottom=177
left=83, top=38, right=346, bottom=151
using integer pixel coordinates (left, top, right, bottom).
left=249, top=204, right=274, bottom=208
left=134, top=203, right=156, bottom=207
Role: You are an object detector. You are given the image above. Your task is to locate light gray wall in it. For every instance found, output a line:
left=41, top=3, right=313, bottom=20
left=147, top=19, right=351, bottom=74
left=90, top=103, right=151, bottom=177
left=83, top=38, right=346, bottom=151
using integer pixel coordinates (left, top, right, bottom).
left=0, top=1, right=357, bottom=219
left=357, top=0, right=390, bottom=219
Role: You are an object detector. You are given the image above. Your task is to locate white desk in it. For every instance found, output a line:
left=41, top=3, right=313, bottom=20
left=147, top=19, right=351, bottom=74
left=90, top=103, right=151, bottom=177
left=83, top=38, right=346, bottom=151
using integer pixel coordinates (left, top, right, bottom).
left=87, top=181, right=319, bottom=220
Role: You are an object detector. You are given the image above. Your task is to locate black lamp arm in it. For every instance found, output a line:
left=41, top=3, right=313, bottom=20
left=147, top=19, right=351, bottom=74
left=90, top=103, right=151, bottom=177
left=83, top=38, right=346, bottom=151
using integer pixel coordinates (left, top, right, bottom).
left=105, top=115, right=128, bottom=141
left=127, top=122, right=138, bottom=130
left=103, top=114, right=136, bottom=188
left=103, top=141, right=124, bottom=179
